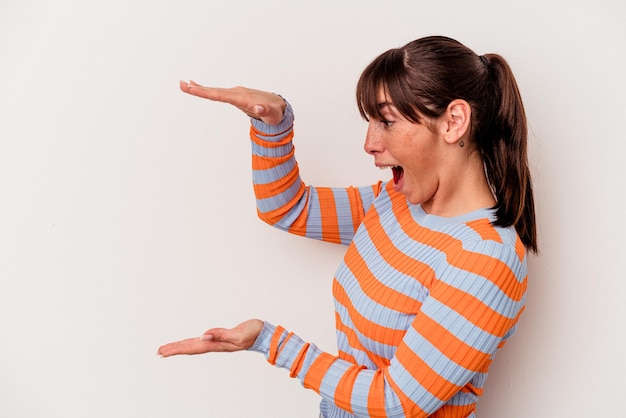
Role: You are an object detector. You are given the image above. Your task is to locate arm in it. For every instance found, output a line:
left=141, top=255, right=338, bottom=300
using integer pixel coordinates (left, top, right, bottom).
left=161, top=82, right=528, bottom=416
left=158, top=242, right=526, bottom=417
left=250, top=103, right=383, bottom=244
left=248, top=241, right=527, bottom=417
left=178, top=81, right=383, bottom=245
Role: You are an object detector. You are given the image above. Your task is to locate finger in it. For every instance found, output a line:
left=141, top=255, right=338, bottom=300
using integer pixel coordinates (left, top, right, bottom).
left=157, top=338, right=190, bottom=357
left=179, top=80, right=202, bottom=96
left=157, top=337, right=210, bottom=357
left=178, top=82, right=283, bottom=124
left=179, top=83, right=255, bottom=110
left=182, top=82, right=232, bottom=103
left=201, top=328, right=230, bottom=343
left=157, top=341, right=181, bottom=357
left=201, top=328, right=249, bottom=351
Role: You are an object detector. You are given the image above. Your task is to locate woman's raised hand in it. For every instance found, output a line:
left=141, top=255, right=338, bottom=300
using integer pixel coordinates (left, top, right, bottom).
left=157, top=319, right=264, bottom=357
left=180, top=81, right=287, bottom=125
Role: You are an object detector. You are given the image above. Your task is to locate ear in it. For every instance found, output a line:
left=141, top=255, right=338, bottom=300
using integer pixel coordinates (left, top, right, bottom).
left=441, top=99, right=471, bottom=145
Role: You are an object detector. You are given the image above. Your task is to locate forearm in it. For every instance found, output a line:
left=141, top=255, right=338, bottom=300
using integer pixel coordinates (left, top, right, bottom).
left=250, top=103, right=308, bottom=232
left=249, top=322, right=422, bottom=417
left=247, top=256, right=525, bottom=418
left=250, top=103, right=381, bottom=245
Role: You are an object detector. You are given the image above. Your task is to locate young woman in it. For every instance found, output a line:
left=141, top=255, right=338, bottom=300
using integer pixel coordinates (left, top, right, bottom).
left=158, top=35, right=537, bottom=418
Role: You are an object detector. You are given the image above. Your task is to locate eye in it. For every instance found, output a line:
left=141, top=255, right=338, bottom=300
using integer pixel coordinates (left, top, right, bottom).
left=381, top=119, right=394, bottom=128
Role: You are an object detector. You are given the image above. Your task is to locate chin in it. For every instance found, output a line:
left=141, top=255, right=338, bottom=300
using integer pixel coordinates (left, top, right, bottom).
left=403, top=193, right=421, bottom=205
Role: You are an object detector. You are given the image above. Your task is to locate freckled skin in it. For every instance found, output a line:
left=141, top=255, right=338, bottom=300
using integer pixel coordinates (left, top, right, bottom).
left=363, top=93, right=442, bottom=207
left=363, top=90, right=496, bottom=216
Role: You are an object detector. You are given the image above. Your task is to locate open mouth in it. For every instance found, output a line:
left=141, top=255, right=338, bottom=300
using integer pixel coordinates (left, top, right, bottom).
left=391, top=166, right=404, bottom=184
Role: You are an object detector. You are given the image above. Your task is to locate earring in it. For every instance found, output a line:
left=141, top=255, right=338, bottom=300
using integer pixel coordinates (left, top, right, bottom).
left=459, top=140, right=465, bottom=148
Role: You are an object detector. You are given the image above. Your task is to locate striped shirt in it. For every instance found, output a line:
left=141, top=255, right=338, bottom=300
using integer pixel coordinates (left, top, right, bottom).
left=248, top=103, right=527, bottom=418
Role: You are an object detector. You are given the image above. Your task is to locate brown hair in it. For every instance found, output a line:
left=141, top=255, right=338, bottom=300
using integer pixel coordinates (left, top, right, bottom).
left=356, top=36, right=537, bottom=253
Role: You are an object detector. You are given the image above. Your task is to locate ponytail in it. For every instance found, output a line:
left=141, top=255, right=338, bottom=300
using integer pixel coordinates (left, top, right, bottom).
left=356, top=36, right=538, bottom=253
left=480, top=54, right=537, bottom=253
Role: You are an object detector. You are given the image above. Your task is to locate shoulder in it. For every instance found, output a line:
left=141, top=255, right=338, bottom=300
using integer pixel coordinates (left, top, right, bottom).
left=413, top=208, right=527, bottom=279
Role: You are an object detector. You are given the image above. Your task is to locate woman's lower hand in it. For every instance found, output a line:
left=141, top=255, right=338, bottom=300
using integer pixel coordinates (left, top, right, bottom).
left=157, top=319, right=264, bottom=357
left=179, top=81, right=287, bottom=125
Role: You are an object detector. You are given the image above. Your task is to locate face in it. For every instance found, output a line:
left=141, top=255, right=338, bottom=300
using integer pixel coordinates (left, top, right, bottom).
left=363, top=90, right=444, bottom=206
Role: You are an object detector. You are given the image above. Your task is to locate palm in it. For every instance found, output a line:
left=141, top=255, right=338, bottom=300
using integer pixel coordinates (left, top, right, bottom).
left=179, top=81, right=286, bottom=125
left=158, top=319, right=263, bottom=358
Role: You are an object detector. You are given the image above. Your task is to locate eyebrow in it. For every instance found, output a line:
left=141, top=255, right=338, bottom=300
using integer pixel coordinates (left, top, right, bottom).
left=378, top=102, right=399, bottom=116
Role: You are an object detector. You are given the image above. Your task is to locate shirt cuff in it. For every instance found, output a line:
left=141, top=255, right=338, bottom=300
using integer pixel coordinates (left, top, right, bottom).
left=248, top=321, right=276, bottom=356
left=250, top=100, right=294, bottom=137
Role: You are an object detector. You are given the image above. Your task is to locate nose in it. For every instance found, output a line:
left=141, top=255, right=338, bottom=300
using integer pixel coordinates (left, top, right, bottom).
left=364, top=122, right=383, bottom=155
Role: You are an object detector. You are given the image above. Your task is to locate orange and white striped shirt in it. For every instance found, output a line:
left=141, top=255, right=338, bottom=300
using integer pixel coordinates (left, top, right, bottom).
left=249, top=104, right=527, bottom=418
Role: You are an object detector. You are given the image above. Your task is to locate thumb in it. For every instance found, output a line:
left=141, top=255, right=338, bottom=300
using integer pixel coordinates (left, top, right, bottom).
left=200, top=328, right=225, bottom=341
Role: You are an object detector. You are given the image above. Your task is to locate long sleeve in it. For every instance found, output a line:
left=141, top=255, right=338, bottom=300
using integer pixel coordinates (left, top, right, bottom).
left=250, top=219, right=527, bottom=417
left=247, top=102, right=528, bottom=418
left=250, top=103, right=383, bottom=245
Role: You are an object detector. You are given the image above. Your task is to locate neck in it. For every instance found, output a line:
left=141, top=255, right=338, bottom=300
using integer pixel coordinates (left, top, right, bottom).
left=422, top=152, right=495, bottom=217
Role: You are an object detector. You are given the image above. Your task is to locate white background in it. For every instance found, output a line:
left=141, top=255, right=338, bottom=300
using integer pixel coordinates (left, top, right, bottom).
left=1, top=0, right=625, bottom=417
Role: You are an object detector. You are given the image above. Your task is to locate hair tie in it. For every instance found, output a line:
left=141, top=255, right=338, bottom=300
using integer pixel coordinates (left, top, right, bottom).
left=479, top=55, right=489, bottom=66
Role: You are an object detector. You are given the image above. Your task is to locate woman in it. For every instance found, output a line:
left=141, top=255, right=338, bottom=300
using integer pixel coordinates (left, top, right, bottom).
left=158, top=35, right=537, bottom=418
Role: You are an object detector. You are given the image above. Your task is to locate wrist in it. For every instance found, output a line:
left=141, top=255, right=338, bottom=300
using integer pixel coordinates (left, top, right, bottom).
left=251, top=101, right=294, bottom=135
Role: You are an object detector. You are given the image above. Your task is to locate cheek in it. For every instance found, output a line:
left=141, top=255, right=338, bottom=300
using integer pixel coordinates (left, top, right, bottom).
left=403, top=146, right=438, bottom=183
left=401, top=141, right=430, bottom=167
left=388, top=124, right=436, bottom=164
left=406, top=133, right=439, bottom=167
left=389, top=132, right=417, bottom=156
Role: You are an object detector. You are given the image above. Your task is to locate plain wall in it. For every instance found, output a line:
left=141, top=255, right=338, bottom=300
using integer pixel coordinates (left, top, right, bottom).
left=2, top=0, right=625, bottom=417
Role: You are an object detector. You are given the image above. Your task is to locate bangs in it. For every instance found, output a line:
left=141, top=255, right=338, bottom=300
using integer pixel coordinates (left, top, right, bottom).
left=356, top=48, right=422, bottom=124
